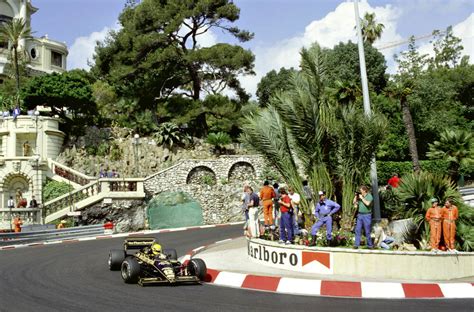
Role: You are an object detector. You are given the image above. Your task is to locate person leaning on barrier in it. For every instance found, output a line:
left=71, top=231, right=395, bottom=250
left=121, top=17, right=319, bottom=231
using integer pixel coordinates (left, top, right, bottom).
left=29, top=196, right=39, bottom=208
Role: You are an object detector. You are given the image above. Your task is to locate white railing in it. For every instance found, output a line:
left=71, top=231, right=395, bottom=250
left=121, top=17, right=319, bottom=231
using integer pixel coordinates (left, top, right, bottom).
left=0, top=208, right=41, bottom=225
left=48, top=159, right=96, bottom=186
left=43, top=178, right=145, bottom=222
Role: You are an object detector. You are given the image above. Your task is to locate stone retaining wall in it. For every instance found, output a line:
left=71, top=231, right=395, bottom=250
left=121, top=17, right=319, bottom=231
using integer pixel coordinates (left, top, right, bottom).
left=144, top=155, right=266, bottom=224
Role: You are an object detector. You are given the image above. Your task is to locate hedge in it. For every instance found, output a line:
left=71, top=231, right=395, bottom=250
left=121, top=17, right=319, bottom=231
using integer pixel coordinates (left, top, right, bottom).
left=376, top=160, right=457, bottom=184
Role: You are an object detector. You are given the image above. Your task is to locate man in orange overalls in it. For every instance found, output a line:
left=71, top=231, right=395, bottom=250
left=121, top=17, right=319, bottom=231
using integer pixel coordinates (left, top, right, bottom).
left=441, top=198, right=459, bottom=252
left=425, top=198, right=442, bottom=251
left=12, top=216, right=23, bottom=233
left=259, top=180, right=276, bottom=230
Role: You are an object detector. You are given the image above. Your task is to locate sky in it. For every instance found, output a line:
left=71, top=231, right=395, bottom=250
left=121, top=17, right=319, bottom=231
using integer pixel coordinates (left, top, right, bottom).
left=30, top=0, right=473, bottom=97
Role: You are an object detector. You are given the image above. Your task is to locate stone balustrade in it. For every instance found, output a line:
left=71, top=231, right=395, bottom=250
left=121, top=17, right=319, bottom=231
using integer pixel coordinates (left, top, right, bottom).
left=49, top=159, right=96, bottom=186
left=0, top=208, right=41, bottom=226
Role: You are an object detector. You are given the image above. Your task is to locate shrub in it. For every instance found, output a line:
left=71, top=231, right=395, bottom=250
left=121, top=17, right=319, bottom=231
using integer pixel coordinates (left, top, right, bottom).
left=154, top=122, right=190, bottom=149
left=376, top=160, right=449, bottom=184
left=200, top=174, right=216, bottom=186
left=42, top=179, right=74, bottom=203
left=206, top=132, right=231, bottom=152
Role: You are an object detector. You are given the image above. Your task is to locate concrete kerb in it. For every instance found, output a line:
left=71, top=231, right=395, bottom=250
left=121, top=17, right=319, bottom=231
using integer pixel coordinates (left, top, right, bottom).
left=188, top=237, right=474, bottom=299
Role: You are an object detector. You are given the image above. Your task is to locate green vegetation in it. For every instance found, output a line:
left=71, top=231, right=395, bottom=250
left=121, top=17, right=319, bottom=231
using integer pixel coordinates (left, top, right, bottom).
left=42, top=179, right=74, bottom=203
left=206, top=132, right=231, bottom=154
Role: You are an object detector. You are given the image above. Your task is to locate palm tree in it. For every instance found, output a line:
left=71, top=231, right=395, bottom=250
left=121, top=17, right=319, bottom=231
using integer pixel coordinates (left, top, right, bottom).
left=0, top=18, right=32, bottom=99
left=242, top=43, right=386, bottom=230
left=385, top=81, right=421, bottom=172
left=360, top=12, right=385, bottom=45
left=427, top=129, right=473, bottom=183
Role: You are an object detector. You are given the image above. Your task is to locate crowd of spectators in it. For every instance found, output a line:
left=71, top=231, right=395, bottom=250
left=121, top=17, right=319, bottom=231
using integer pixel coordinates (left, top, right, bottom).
left=242, top=174, right=459, bottom=251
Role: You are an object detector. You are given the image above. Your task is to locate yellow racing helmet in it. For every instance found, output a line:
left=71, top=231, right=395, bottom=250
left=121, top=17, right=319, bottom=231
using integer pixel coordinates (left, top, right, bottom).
left=151, top=242, right=162, bottom=255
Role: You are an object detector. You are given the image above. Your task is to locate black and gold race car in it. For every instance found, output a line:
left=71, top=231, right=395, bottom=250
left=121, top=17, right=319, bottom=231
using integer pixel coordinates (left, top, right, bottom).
left=108, top=237, right=207, bottom=286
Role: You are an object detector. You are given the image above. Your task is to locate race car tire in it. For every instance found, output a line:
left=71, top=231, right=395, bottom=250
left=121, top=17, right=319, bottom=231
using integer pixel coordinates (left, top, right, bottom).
left=109, top=249, right=126, bottom=271
left=121, top=257, right=141, bottom=284
left=163, top=248, right=178, bottom=260
left=188, top=258, right=207, bottom=281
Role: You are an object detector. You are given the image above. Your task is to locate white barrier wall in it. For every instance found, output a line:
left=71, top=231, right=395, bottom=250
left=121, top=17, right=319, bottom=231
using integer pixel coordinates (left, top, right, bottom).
left=247, top=239, right=474, bottom=281
left=248, top=240, right=333, bottom=274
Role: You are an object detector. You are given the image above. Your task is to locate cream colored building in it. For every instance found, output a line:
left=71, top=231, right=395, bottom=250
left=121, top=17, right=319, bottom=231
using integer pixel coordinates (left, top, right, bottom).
left=0, top=114, right=64, bottom=228
left=0, top=0, right=68, bottom=76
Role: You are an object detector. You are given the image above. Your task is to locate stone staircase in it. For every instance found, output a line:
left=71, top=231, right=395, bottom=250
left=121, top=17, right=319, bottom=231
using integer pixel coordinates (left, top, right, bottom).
left=43, top=160, right=146, bottom=224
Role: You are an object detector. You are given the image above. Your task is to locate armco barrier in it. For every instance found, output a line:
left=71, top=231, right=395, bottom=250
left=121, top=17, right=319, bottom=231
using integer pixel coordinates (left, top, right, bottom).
left=0, top=224, right=107, bottom=246
left=247, top=239, right=474, bottom=281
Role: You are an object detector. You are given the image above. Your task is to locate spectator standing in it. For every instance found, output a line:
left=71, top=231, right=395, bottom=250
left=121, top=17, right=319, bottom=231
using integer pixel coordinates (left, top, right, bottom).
left=387, top=173, right=400, bottom=188
left=7, top=196, right=14, bottom=209
left=425, top=198, right=443, bottom=251
left=29, top=196, right=39, bottom=208
left=273, top=183, right=280, bottom=227
left=310, top=191, right=340, bottom=246
left=288, top=187, right=301, bottom=234
left=259, top=181, right=276, bottom=230
left=12, top=216, right=23, bottom=232
left=353, top=185, right=374, bottom=249
left=241, top=185, right=250, bottom=227
left=57, top=220, right=67, bottom=229
left=13, top=105, right=20, bottom=120
left=441, top=199, right=459, bottom=252
left=278, top=188, right=293, bottom=245
left=246, top=187, right=260, bottom=238
left=99, top=168, right=106, bottom=178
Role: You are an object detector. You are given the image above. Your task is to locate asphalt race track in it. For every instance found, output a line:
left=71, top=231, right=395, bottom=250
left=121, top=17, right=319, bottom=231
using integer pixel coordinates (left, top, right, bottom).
left=0, top=224, right=472, bottom=312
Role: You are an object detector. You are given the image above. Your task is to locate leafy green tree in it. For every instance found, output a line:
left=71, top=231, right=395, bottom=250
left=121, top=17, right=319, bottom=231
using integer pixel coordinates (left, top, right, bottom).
left=427, top=129, right=473, bottom=183
left=390, top=37, right=430, bottom=172
left=0, top=18, right=32, bottom=99
left=430, top=26, right=464, bottom=69
left=359, top=12, right=384, bottom=45
left=323, top=41, right=387, bottom=93
left=256, top=67, right=297, bottom=106
left=331, top=80, right=361, bottom=106
left=21, top=70, right=98, bottom=133
left=156, top=94, right=248, bottom=138
left=92, top=0, right=255, bottom=135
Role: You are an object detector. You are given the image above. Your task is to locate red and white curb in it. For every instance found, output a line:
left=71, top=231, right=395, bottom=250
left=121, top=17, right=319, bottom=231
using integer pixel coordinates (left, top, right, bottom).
left=185, top=239, right=474, bottom=299
left=0, top=222, right=244, bottom=251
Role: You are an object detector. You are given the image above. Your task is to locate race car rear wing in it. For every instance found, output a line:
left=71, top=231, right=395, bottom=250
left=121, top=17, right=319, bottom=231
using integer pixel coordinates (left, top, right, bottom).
left=123, top=237, right=156, bottom=250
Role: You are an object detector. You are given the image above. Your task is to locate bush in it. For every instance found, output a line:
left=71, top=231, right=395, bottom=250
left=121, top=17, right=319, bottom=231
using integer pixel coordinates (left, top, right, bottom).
left=154, top=122, right=190, bottom=149
left=206, top=132, right=231, bottom=152
left=200, top=174, right=216, bottom=186
left=42, top=179, right=74, bottom=203
left=376, top=160, right=449, bottom=184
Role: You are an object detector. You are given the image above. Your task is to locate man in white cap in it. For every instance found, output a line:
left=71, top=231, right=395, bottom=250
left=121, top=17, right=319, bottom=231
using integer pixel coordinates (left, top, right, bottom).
left=310, top=191, right=340, bottom=246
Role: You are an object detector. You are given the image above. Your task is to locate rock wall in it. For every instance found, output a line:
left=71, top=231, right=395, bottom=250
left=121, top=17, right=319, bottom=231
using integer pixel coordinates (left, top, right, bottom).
left=81, top=199, right=147, bottom=233
left=144, top=155, right=266, bottom=224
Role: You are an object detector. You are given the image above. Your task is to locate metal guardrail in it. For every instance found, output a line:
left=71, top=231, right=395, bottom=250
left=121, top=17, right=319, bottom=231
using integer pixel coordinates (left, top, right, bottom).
left=0, top=224, right=107, bottom=246
left=460, top=187, right=474, bottom=196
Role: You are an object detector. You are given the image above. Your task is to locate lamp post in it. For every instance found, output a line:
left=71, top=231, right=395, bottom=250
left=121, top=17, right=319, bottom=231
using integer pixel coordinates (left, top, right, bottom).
left=353, top=0, right=381, bottom=221
left=132, top=134, right=140, bottom=177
